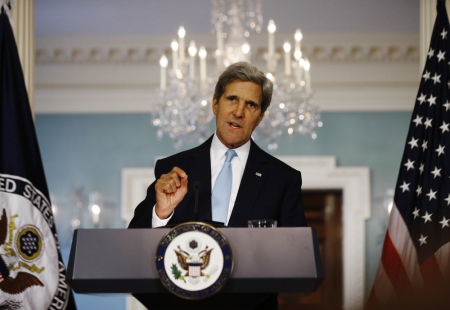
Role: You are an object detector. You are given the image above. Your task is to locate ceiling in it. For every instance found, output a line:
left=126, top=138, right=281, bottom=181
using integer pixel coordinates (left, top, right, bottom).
left=35, top=0, right=419, bottom=36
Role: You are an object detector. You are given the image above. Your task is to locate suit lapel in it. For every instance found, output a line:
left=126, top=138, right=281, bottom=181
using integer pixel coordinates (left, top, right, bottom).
left=228, top=140, right=269, bottom=227
left=188, top=136, right=213, bottom=221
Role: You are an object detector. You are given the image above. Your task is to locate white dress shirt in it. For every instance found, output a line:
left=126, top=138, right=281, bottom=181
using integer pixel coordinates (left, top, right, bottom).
left=152, top=133, right=251, bottom=227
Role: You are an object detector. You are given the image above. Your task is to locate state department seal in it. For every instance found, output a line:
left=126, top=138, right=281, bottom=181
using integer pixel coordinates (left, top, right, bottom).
left=156, top=222, right=233, bottom=300
left=15, top=224, right=44, bottom=263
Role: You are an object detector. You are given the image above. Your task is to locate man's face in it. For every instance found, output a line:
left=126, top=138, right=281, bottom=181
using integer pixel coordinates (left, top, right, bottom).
left=213, top=80, right=264, bottom=149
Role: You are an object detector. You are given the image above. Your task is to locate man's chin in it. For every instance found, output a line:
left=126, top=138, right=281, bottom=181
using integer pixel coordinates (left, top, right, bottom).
left=217, top=128, right=251, bottom=148
left=222, top=137, right=249, bottom=149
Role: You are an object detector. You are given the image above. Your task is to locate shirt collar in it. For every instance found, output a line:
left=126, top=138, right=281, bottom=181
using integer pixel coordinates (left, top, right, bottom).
left=211, top=132, right=251, bottom=166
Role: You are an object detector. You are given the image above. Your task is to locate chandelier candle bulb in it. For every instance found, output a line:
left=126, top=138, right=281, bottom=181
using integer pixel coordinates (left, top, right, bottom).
left=283, top=41, right=291, bottom=76
left=267, top=20, right=276, bottom=58
left=242, top=43, right=250, bottom=62
left=199, top=46, right=207, bottom=82
left=293, top=46, right=302, bottom=83
left=188, top=41, right=197, bottom=79
left=293, top=47, right=302, bottom=61
left=91, top=204, right=101, bottom=228
left=159, top=54, right=168, bottom=91
left=298, top=58, right=305, bottom=85
left=178, top=26, right=186, bottom=63
left=304, top=59, right=311, bottom=93
left=171, top=40, right=179, bottom=71
left=295, top=66, right=300, bottom=84
left=294, top=29, right=302, bottom=52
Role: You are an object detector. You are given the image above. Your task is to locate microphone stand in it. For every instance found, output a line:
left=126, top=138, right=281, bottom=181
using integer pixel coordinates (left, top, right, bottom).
left=193, top=181, right=201, bottom=221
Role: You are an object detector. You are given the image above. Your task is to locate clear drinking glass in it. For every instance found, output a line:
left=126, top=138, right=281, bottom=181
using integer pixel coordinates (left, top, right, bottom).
left=248, top=219, right=277, bottom=228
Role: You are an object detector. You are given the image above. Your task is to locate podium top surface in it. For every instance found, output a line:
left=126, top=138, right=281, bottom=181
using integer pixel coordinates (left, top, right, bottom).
left=70, top=227, right=322, bottom=280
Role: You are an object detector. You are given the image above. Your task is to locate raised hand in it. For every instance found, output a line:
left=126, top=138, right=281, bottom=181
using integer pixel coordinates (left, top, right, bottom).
left=155, top=167, right=188, bottom=219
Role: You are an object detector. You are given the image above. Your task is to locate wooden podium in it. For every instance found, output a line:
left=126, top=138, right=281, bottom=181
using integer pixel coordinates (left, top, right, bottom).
left=67, top=227, right=324, bottom=309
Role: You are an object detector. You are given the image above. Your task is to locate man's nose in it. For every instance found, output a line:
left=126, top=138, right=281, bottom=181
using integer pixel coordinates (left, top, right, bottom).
left=233, top=101, right=245, bottom=117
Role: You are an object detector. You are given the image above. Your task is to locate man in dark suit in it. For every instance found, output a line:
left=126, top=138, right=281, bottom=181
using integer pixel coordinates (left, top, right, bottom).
left=129, top=62, right=307, bottom=309
left=129, top=62, right=307, bottom=229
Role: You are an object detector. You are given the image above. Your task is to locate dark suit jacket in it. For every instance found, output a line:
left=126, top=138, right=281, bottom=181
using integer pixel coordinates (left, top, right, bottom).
left=129, top=135, right=307, bottom=228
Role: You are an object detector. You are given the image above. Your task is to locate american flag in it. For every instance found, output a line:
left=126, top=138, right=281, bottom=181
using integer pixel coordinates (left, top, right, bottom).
left=367, top=1, right=450, bottom=309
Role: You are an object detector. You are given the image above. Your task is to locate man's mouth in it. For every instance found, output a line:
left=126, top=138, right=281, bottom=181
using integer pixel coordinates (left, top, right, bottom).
left=228, top=122, right=241, bottom=129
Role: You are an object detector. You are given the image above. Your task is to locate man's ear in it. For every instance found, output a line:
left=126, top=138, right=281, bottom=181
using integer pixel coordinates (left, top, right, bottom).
left=212, top=97, right=218, bottom=115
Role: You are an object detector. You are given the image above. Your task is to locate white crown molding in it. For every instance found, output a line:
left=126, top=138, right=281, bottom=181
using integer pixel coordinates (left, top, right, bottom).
left=121, top=156, right=371, bottom=310
left=36, top=33, right=418, bottom=65
left=34, top=33, right=419, bottom=113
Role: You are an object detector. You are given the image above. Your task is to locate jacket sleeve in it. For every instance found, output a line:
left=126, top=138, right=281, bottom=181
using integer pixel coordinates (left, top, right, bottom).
left=279, top=170, right=308, bottom=227
left=128, top=159, right=164, bottom=228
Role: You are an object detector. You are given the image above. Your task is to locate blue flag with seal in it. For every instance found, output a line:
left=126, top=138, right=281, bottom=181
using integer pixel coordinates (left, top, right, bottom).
left=0, top=4, right=77, bottom=310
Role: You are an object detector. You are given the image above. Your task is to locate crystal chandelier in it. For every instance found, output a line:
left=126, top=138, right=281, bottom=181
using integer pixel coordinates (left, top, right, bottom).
left=153, top=0, right=322, bottom=150
left=152, top=29, right=215, bottom=149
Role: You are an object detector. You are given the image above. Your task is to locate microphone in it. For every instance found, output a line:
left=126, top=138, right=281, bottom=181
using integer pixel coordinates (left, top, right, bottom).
left=193, top=181, right=202, bottom=221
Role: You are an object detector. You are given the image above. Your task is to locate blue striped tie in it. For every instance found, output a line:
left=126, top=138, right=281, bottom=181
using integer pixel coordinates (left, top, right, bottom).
left=211, top=149, right=237, bottom=224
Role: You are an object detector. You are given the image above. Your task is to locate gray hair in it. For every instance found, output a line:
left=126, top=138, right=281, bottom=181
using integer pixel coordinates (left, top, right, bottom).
left=213, top=62, right=273, bottom=113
